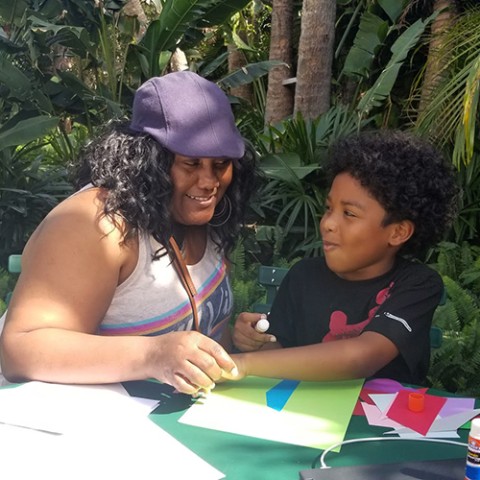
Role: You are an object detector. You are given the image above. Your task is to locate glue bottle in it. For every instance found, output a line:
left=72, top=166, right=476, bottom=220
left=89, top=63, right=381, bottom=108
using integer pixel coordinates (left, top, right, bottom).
left=465, top=418, right=480, bottom=479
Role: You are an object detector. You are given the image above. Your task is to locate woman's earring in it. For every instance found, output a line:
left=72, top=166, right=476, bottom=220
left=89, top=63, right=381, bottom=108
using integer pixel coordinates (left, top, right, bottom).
left=209, top=195, right=232, bottom=227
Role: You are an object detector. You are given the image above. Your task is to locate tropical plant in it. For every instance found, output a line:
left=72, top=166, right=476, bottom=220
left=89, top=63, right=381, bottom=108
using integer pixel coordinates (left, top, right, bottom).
left=0, top=0, right=279, bottom=262
left=355, top=12, right=437, bottom=123
left=251, top=105, right=370, bottom=260
left=229, top=235, right=264, bottom=321
left=427, top=241, right=480, bottom=395
left=0, top=266, right=15, bottom=317
left=0, top=144, right=72, bottom=267
left=431, top=242, right=480, bottom=297
left=412, top=6, right=480, bottom=168
left=410, top=6, right=480, bottom=243
left=452, top=156, right=480, bottom=243
left=229, top=232, right=301, bottom=321
left=0, top=1, right=276, bottom=141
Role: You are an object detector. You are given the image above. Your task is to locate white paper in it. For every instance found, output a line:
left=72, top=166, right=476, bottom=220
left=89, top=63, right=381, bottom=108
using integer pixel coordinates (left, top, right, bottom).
left=0, top=382, right=224, bottom=480
left=384, top=428, right=461, bottom=439
left=0, top=381, right=150, bottom=433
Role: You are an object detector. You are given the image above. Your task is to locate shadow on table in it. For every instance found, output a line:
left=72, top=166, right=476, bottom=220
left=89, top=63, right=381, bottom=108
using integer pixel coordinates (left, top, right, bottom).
left=122, top=380, right=195, bottom=414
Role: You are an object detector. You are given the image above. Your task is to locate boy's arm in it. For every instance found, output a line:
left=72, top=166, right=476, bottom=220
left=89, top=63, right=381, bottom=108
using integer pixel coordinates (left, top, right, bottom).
left=232, top=331, right=398, bottom=381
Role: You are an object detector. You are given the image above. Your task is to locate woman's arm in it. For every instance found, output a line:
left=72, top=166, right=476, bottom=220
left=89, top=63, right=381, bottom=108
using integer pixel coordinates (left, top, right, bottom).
left=0, top=189, right=236, bottom=393
left=232, top=331, right=399, bottom=381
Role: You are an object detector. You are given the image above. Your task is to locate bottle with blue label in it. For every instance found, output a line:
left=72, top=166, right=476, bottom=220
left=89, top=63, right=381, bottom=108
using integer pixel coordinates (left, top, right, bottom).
left=465, top=418, right=480, bottom=479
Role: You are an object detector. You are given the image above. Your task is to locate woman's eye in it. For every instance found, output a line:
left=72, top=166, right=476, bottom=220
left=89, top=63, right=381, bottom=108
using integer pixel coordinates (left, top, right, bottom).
left=215, top=160, right=231, bottom=169
left=185, top=160, right=200, bottom=167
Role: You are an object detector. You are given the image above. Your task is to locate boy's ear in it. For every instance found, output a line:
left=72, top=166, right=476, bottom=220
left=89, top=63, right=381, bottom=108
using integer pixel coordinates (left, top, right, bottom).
left=389, top=220, right=415, bottom=246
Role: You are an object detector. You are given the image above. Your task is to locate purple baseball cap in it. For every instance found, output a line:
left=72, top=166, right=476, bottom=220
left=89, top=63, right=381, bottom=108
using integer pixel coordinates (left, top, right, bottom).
left=130, top=71, right=245, bottom=159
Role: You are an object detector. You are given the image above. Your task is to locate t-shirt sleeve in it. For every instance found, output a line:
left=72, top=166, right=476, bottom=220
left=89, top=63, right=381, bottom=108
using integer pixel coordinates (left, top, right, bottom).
left=364, top=264, right=443, bottom=379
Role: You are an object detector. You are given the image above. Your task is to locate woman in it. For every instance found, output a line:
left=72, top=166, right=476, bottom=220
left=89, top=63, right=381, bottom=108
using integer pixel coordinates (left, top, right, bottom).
left=0, top=71, right=259, bottom=394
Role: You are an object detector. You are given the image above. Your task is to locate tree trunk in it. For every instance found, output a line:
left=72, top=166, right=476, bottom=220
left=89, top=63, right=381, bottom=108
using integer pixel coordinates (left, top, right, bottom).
left=419, top=0, right=457, bottom=114
left=264, top=0, right=294, bottom=125
left=228, top=41, right=253, bottom=104
left=294, top=0, right=335, bottom=119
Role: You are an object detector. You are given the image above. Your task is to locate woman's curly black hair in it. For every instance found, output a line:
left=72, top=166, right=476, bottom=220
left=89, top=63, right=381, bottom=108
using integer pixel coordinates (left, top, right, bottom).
left=326, top=130, right=460, bottom=257
left=71, top=120, right=261, bottom=258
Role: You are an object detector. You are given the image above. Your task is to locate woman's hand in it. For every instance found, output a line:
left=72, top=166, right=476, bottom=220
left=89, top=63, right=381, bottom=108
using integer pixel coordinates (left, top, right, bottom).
left=232, top=312, right=277, bottom=352
left=147, top=331, right=238, bottom=395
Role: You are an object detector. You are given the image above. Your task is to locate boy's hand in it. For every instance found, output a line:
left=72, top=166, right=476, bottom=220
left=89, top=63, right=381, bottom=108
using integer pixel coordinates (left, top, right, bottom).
left=232, top=312, right=277, bottom=352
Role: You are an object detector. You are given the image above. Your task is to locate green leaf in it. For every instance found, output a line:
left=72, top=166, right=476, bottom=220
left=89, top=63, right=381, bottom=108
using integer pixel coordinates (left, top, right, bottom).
left=139, top=0, right=249, bottom=77
left=0, top=35, right=27, bottom=55
left=462, top=55, right=480, bottom=165
left=28, top=15, right=96, bottom=56
left=0, top=116, right=59, bottom=148
left=378, top=0, right=409, bottom=24
left=0, top=56, right=34, bottom=96
left=260, top=154, right=319, bottom=183
left=218, top=60, right=286, bottom=89
left=197, top=0, right=251, bottom=27
left=0, top=56, right=52, bottom=112
left=342, top=11, right=389, bottom=78
left=357, top=15, right=435, bottom=117
left=0, top=0, right=30, bottom=23
left=199, top=52, right=229, bottom=77
left=139, top=0, right=218, bottom=77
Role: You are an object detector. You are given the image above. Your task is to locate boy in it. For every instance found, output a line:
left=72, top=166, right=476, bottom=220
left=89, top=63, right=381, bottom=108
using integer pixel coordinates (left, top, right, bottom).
left=232, top=130, right=458, bottom=385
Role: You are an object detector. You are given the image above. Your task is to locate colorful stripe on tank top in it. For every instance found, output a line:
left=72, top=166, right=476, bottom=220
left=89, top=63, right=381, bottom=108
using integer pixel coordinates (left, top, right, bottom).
left=99, top=259, right=228, bottom=336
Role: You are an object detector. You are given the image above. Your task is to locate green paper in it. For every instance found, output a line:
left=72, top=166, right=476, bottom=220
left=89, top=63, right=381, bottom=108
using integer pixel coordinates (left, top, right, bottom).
left=179, top=376, right=363, bottom=451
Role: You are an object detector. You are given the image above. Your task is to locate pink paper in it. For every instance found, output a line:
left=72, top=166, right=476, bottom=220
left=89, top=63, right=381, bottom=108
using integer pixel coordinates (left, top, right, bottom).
left=364, top=378, right=404, bottom=393
left=352, top=388, right=377, bottom=415
left=353, top=379, right=427, bottom=417
left=386, top=389, right=447, bottom=436
left=439, top=397, right=475, bottom=417
left=362, top=402, right=403, bottom=429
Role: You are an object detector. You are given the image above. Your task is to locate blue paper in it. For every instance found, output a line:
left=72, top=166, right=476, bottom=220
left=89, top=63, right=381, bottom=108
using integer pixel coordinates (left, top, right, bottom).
left=266, top=379, right=300, bottom=411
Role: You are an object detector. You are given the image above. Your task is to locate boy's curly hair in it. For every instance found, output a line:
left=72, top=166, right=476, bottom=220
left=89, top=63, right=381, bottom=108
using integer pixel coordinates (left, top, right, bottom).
left=71, top=121, right=260, bottom=257
left=327, top=130, right=460, bottom=257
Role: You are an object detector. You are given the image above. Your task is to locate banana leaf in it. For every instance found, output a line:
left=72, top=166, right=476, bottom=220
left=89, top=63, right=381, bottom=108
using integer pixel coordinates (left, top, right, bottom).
left=260, top=153, right=319, bottom=184
left=28, top=14, right=96, bottom=57
left=0, top=116, right=59, bottom=149
left=219, top=60, right=286, bottom=89
left=139, top=0, right=249, bottom=78
left=342, top=11, right=389, bottom=78
left=378, top=0, right=409, bottom=24
left=0, top=56, right=52, bottom=113
left=357, top=13, right=436, bottom=117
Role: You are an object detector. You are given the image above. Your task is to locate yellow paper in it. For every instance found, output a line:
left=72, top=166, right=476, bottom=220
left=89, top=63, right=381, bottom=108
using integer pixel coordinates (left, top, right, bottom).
left=179, top=376, right=363, bottom=451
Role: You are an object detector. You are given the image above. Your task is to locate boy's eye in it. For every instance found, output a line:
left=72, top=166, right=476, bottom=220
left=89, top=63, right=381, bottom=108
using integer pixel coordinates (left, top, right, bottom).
left=344, top=210, right=356, bottom=217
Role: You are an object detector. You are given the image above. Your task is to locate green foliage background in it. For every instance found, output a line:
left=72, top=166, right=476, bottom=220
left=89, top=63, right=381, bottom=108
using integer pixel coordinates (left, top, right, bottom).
left=0, top=1, right=479, bottom=393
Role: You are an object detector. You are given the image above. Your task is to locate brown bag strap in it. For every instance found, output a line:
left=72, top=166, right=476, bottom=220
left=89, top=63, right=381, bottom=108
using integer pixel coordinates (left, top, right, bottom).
left=168, top=236, right=199, bottom=331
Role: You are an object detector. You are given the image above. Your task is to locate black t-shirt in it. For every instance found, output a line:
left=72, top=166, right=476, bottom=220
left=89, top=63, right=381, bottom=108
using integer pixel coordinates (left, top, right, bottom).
left=268, top=256, right=443, bottom=385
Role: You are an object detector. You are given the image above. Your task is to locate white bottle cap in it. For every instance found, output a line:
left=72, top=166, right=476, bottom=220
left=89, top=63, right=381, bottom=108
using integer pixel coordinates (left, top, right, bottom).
left=470, top=417, right=480, bottom=437
left=255, top=318, right=270, bottom=333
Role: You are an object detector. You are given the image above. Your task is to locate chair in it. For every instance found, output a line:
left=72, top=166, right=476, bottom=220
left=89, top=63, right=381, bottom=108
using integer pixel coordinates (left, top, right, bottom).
left=5, top=254, right=22, bottom=306
left=8, top=255, right=22, bottom=274
left=254, top=264, right=443, bottom=348
left=253, top=266, right=289, bottom=315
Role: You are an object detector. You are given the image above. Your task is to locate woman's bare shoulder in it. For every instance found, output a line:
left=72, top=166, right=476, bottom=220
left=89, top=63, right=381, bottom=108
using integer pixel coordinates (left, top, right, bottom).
left=23, top=187, right=133, bottom=271
left=31, top=187, right=124, bottom=243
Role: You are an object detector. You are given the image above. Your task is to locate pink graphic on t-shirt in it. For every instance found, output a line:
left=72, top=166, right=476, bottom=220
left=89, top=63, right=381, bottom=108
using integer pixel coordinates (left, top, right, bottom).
left=322, top=283, right=394, bottom=343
